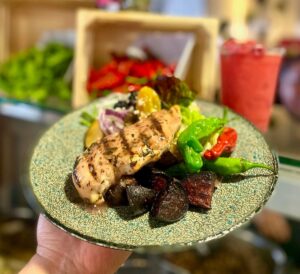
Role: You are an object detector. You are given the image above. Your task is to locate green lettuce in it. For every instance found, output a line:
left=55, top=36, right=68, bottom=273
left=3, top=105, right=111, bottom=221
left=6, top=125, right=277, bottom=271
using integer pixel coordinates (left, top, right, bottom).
left=154, top=76, right=197, bottom=108
left=0, top=43, right=73, bottom=111
left=180, top=102, right=204, bottom=126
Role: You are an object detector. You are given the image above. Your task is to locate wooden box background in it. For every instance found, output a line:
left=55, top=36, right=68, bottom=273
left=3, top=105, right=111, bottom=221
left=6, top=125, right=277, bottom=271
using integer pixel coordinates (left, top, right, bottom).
left=73, top=10, right=219, bottom=108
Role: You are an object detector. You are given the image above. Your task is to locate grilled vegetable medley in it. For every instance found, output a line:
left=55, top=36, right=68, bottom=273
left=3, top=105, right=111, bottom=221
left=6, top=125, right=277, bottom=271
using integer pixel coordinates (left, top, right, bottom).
left=74, top=76, right=274, bottom=223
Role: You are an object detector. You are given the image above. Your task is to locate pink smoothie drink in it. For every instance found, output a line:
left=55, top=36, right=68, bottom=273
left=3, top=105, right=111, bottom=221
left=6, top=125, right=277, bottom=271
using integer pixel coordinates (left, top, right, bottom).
left=221, top=39, right=283, bottom=132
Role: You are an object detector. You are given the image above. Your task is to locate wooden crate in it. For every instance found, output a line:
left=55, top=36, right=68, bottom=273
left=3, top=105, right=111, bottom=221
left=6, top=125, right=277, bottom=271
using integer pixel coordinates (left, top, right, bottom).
left=0, top=0, right=95, bottom=61
left=72, top=9, right=219, bottom=108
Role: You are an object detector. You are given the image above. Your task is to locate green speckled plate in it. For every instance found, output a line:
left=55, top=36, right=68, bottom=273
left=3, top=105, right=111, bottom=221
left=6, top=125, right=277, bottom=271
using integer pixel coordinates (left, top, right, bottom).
left=30, top=94, right=278, bottom=250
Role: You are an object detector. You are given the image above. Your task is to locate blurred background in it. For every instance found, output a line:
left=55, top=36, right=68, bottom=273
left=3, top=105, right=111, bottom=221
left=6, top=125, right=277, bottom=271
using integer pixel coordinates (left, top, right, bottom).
left=1, top=0, right=300, bottom=273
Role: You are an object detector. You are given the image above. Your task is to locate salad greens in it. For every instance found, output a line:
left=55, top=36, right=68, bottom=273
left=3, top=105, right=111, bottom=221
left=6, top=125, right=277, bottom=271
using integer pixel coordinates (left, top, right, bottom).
left=180, top=102, right=204, bottom=127
left=0, top=43, right=73, bottom=111
left=154, top=76, right=197, bottom=108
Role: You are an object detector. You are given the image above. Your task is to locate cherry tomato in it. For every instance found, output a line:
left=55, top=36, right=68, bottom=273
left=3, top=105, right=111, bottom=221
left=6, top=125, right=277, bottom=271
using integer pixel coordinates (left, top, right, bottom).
left=136, top=86, right=161, bottom=118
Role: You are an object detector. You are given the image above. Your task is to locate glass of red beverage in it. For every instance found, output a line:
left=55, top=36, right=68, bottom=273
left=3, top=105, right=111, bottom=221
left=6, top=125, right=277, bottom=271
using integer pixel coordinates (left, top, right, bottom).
left=220, top=39, right=284, bottom=132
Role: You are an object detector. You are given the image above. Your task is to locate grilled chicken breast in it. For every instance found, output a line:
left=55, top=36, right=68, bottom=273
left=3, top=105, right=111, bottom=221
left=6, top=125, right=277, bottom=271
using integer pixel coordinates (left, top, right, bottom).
left=72, top=105, right=181, bottom=204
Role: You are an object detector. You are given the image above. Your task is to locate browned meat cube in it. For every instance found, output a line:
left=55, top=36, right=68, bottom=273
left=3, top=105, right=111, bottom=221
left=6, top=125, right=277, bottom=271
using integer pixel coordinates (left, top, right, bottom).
left=181, top=171, right=218, bottom=209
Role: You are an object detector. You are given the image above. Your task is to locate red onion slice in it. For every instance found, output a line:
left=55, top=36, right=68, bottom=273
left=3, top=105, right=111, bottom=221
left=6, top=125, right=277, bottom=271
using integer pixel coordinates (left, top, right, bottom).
left=99, top=108, right=129, bottom=135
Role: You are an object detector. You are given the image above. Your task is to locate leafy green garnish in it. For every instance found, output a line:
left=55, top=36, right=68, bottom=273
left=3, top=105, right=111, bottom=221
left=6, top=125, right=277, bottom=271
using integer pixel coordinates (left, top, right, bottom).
left=169, top=102, right=205, bottom=156
left=180, top=103, right=204, bottom=126
left=202, top=130, right=221, bottom=151
left=154, top=76, right=197, bottom=108
left=80, top=107, right=98, bottom=127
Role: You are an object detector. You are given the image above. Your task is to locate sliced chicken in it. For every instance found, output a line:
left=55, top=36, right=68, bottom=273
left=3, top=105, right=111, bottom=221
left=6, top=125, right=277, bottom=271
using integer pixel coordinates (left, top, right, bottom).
left=72, top=105, right=181, bottom=204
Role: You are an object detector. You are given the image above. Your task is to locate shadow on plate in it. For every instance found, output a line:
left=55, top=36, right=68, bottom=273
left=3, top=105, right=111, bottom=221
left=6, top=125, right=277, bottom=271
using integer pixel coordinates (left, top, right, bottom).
left=64, top=173, right=82, bottom=204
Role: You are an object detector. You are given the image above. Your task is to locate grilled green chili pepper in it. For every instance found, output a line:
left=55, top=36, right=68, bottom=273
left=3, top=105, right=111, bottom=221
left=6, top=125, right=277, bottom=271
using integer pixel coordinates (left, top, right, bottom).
left=177, top=118, right=226, bottom=173
left=203, top=157, right=274, bottom=176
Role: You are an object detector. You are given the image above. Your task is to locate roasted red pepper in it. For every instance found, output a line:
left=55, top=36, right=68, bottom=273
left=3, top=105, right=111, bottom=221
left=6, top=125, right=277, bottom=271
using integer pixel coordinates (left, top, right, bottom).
left=87, top=51, right=176, bottom=96
left=203, top=127, right=238, bottom=160
left=112, top=83, right=142, bottom=93
left=87, top=71, right=124, bottom=92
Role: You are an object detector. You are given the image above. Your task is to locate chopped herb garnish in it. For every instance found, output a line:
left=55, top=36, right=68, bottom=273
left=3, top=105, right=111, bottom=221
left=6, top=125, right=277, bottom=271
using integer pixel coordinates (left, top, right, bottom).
left=80, top=106, right=98, bottom=127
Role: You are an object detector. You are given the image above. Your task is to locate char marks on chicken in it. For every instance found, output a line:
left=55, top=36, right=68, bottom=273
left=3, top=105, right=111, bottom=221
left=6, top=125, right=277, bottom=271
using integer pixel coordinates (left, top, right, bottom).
left=72, top=106, right=181, bottom=204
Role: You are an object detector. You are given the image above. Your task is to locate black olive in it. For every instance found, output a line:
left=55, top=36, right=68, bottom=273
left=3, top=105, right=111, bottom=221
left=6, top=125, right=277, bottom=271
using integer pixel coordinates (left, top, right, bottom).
left=113, top=100, right=128, bottom=109
left=128, top=92, right=137, bottom=106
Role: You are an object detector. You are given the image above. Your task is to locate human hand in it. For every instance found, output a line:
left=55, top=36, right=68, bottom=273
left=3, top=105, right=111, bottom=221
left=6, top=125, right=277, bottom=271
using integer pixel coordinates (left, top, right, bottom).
left=20, top=214, right=131, bottom=274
